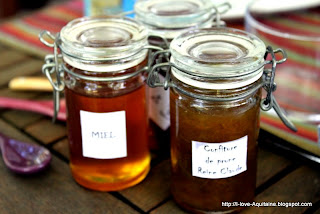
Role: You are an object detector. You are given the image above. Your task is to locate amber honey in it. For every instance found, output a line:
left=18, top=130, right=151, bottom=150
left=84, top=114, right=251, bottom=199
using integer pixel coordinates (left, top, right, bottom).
left=64, top=67, right=150, bottom=190
left=48, top=16, right=151, bottom=191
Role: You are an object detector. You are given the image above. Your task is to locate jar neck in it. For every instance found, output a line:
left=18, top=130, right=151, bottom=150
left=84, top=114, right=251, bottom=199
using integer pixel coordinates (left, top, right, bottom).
left=171, top=73, right=264, bottom=102
left=64, top=58, right=148, bottom=98
left=61, top=49, right=148, bottom=73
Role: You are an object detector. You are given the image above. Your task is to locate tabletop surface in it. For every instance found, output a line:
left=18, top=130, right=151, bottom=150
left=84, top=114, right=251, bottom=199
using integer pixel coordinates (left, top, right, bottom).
left=0, top=44, right=319, bottom=214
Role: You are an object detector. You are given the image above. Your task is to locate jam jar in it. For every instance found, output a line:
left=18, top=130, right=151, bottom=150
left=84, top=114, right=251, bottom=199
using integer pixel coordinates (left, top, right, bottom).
left=40, top=16, right=151, bottom=191
left=147, top=28, right=296, bottom=213
left=134, top=0, right=224, bottom=150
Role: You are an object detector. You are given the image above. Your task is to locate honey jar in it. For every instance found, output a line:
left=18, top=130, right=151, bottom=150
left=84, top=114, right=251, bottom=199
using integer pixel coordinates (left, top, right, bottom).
left=134, top=0, right=229, bottom=150
left=40, top=16, right=151, bottom=191
left=147, top=28, right=296, bottom=213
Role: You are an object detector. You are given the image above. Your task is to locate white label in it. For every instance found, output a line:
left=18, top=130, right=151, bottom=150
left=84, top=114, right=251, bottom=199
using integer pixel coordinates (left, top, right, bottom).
left=192, top=136, right=248, bottom=179
left=148, top=75, right=170, bottom=130
left=80, top=110, right=127, bottom=159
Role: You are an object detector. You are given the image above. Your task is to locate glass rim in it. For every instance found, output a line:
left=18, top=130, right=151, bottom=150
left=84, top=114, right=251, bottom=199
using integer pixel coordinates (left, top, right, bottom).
left=170, top=27, right=266, bottom=75
left=134, top=0, right=215, bottom=28
left=59, top=16, right=148, bottom=61
left=245, top=0, right=320, bottom=42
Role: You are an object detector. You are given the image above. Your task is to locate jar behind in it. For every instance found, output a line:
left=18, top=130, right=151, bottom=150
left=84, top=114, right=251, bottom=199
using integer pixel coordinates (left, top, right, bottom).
left=134, top=0, right=218, bottom=150
left=42, top=16, right=151, bottom=191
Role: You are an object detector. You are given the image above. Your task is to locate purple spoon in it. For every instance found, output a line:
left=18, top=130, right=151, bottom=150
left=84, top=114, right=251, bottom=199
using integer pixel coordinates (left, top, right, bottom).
left=0, top=133, right=51, bottom=174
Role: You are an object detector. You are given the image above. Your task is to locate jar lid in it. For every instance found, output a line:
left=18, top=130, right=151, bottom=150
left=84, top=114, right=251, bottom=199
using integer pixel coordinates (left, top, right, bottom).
left=134, top=0, right=215, bottom=39
left=170, top=28, right=266, bottom=89
left=59, top=16, right=148, bottom=71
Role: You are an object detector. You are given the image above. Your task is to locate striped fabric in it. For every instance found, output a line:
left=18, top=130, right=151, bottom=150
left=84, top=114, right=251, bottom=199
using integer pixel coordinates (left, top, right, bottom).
left=0, top=0, right=83, bottom=58
left=252, top=9, right=320, bottom=156
left=0, top=1, right=318, bottom=155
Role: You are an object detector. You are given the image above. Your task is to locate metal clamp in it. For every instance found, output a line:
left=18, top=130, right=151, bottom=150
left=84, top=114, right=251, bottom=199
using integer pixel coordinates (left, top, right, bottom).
left=261, top=46, right=297, bottom=132
left=39, top=30, right=64, bottom=123
left=147, top=61, right=172, bottom=90
left=39, top=30, right=163, bottom=122
left=212, top=2, right=232, bottom=27
left=62, top=64, right=149, bottom=82
left=147, top=46, right=297, bottom=132
left=147, top=35, right=171, bottom=50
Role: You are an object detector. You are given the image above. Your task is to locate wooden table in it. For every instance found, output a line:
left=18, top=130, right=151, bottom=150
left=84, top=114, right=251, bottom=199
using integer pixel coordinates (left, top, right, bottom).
left=0, top=45, right=319, bottom=214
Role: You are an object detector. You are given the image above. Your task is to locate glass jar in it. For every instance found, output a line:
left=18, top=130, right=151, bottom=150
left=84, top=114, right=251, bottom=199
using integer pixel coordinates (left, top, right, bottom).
left=40, top=16, right=151, bottom=191
left=134, top=0, right=223, bottom=150
left=147, top=28, right=296, bottom=213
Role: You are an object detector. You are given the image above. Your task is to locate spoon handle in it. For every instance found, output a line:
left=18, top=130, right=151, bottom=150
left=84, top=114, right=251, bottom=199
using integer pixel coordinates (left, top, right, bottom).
left=0, top=97, right=66, bottom=121
left=9, top=76, right=53, bottom=92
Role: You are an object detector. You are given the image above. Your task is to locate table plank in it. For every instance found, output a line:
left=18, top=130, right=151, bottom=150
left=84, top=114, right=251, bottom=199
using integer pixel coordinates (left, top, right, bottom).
left=150, top=147, right=295, bottom=213
left=242, top=166, right=320, bottom=214
left=0, top=88, right=46, bottom=128
left=0, top=88, right=39, bottom=99
left=0, top=50, right=28, bottom=68
left=256, top=148, right=292, bottom=187
left=0, top=59, right=43, bottom=87
left=1, top=110, right=44, bottom=128
left=120, top=160, right=171, bottom=212
left=0, top=119, right=139, bottom=214
left=52, top=138, right=70, bottom=159
left=24, top=119, right=67, bottom=144
left=0, top=118, right=37, bottom=144
left=151, top=200, right=188, bottom=214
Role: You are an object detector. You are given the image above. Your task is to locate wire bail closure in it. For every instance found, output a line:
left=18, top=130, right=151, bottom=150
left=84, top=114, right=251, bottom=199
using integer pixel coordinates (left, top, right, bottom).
left=39, top=30, right=163, bottom=123
left=212, top=2, right=231, bottom=28
left=39, top=30, right=64, bottom=123
left=262, top=46, right=297, bottom=132
left=147, top=46, right=297, bottom=132
left=145, top=2, right=231, bottom=51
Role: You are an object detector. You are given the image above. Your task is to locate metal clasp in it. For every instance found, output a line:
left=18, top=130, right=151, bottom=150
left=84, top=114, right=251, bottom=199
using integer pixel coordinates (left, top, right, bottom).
left=147, top=49, right=172, bottom=90
left=262, top=46, right=297, bottom=132
left=39, top=30, right=65, bottom=123
left=212, top=2, right=232, bottom=27
left=148, top=46, right=297, bottom=132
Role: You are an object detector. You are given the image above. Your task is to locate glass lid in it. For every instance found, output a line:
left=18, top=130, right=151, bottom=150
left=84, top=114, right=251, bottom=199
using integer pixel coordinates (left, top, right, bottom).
left=59, top=16, right=148, bottom=61
left=134, top=0, right=215, bottom=29
left=170, top=27, right=266, bottom=78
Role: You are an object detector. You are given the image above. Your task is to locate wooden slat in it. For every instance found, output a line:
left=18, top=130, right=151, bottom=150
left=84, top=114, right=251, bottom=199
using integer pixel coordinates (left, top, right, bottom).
left=242, top=166, right=320, bottom=214
left=24, top=119, right=67, bottom=144
left=0, top=49, right=28, bottom=68
left=150, top=148, right=295, bottom=213
left=0, top=118, right=36, bottom=144
left=151, top=201, right=188, bottom=214
left=1, top=110, right=43, bottom=128
left=0, top=88, right=45, bottom=128
left=0, top=88, right=39, bottom=99
left=0, top=59, right=43, bottom=87
left=120, top=160, right=171, bottom=212
left=0, top=119, right=139, bottom=214
left=52, top=138, right=70, bottom=159
left=256, top=148, right=292, bottom=186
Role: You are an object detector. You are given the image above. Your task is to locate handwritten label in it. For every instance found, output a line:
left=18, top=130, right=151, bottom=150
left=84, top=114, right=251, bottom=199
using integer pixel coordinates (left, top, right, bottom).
left=192, top=136, right=247, bottom=179
left=80, top=110, right=127, bottom=159
left=148, top=75, right=170, bottom=130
